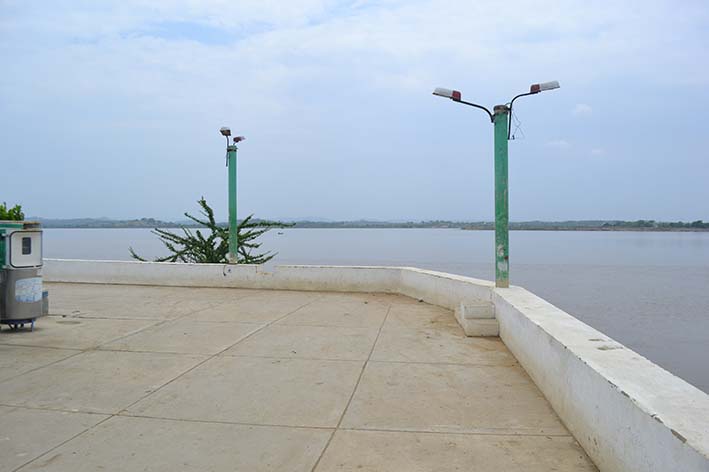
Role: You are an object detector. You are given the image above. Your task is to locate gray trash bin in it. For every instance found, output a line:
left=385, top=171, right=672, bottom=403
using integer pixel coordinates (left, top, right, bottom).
left=0, top=221, right=44, bottom=330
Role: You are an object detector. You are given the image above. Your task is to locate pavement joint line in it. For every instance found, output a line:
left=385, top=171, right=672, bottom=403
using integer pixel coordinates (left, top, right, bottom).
left=67, top=316, right=175, bottom=321
left=85, top=295, right=244, bottom=350
left=336, top=426, right=575, bottom=438
left=6, top=290, right=328, bottom=471
left=217, top=352, right=517, bottom=367
left=0, top=342, right=82, bottom=351
left=0, top=322, right=169, bottom=352
left=68, top=313, right=269, bottom=324
left=0, top=403, right=574, bottom=439
left=0, top=403, right=112, bottom=415
left=93, top=321, right=267, bottom=356
left=157, top=319, right=266, bottom=325
left=93, top=347, right=220, bottom=356
left=115, top=414, right=573, bottom=437
left=114, top=292, right=327, bottom=416
left=0, top=349, right=86, bottom=386
left=0, top=401, right=126, bottom=416
left=218, top=353, right=373, bottom=362
left=365, top=358, right=519, bottom=367
left=45, top=283, right=252, bottom=322
left=116, top=412, right=338, bottom=431
left=9, top=413, right=115, bottom=472
left=274, top=320, right=388, bottom=328
left=309, top=303, right=393, bottom=472
left=87, top=321, right=167, bottom=349
left=45, top=281, right=261, bottom=295
left=0, top=316, right=197, bottom=379
left=94, top=347, right=214, bottom=356
left=6, top=287, right=562, bottom=470
left=174, top=319, right=268, bottom=324
left=0, top=306, right=224, bottom=354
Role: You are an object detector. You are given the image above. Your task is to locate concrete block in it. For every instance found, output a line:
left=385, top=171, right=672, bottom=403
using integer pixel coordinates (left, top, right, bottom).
left=455, top=302, right=499, bottom=336
left=456, top=317, right=500, bottom=337
left=455, top=302, right=495, bottom=319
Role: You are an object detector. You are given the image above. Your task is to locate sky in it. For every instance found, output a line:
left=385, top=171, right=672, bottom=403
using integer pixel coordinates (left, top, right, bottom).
left=1, top=0, right=708, bottom=221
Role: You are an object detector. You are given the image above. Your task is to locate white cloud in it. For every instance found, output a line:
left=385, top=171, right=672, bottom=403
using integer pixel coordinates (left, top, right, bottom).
left=2, top=0, right=709, bottom=219
left=573, top=104, right=593, bottom=116
left=3, top=0, right=709, bottom=91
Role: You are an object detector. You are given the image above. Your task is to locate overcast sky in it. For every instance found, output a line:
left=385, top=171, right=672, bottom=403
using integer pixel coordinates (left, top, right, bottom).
left=2, top=0, right=708, bottom=221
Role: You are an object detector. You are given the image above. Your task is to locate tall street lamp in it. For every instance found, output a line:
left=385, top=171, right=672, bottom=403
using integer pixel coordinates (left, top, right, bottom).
left=220, top=127, right=246, bottom=264
left=432, top=81, right=560, bottom=288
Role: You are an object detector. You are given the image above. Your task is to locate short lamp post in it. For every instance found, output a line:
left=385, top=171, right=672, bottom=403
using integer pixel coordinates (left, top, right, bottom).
left=219, top=127, right=246, bottom=264
left=432, top=81, right=560, bottom=288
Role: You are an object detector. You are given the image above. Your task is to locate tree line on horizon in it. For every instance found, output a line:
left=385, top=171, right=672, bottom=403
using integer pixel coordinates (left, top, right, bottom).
left=29, top=217, right=709, bottom=230
left=601, top=220, right=709, bottom=229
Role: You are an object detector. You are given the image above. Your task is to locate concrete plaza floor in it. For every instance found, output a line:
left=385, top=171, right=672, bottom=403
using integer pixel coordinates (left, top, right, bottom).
left=0, top=283, right=597, bottom=471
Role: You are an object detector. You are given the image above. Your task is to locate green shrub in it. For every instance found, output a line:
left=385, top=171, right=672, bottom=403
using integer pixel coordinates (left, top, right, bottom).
left=130, top=197, right=291, bottom=264
left=0, top=202, right=24, bottom=221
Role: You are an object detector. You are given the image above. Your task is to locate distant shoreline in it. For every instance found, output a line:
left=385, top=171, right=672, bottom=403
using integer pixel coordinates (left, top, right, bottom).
left=463, top=227, right=709, bottom=232
left=35, top=218, right=709, bottom=232
left=42, top=227, right=709, bottom=232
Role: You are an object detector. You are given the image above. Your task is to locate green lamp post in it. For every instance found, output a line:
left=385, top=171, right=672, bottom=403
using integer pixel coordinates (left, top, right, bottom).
left=432, top=81, right=560, bottom=288
left=220, top=127, right=246, bottom=264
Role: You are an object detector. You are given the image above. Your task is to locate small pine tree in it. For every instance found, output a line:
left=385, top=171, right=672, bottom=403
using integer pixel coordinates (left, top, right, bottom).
left=130, top=197, right=291, bottom=264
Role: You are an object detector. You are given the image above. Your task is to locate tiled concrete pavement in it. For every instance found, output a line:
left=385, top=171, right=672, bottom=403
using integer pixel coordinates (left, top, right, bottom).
left=0, top=283, right=597, bottom=471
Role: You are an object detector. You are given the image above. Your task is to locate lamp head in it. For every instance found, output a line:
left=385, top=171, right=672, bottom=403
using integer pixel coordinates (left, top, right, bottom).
left=529, top=80, right=560, bottom=94
left=432, top=87, right=462, bottom=102
left=219, top=127, right=231, bottom=137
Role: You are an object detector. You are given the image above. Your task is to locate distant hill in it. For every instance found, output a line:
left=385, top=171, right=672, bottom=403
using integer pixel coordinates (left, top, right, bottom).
left=32, top=217, right=709, bottom=231
left=486, top=220, right=709, bottom=231
left=34, top=217, right=184, bottom=228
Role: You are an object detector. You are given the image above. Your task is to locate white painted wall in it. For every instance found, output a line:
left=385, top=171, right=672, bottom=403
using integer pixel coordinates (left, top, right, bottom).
left=42, top=259, right=401, bottom=292
left=494, top=287, right=709, bottom=472
left=398, top=267, right=493, bottom=308
left=44, top=259, right=709, bottom=471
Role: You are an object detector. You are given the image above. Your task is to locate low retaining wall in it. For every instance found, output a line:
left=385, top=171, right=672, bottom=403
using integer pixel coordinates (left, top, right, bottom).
left=43, top=259, right=402, bottom=293
left=495, top=287, right=709, bottom=472
left=44, top=259, right=709, bottom=471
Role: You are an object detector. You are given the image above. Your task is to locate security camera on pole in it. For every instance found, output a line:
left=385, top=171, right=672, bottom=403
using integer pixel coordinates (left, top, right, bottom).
left=432, top=81, right=560, bottom=288
left=219, top=127, right=246, bottom=264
